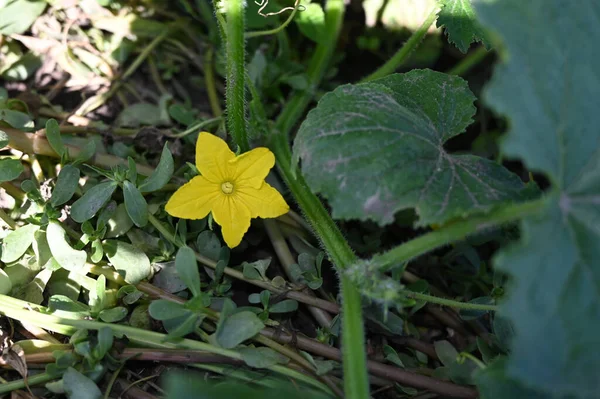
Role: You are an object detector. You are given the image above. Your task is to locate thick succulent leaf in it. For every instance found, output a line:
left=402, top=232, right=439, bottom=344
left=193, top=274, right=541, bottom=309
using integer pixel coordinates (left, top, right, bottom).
left=474, top=0, right=600, bottom=397
left=293, top=69, right=526, bottom=226
left=437, top=0, right=490, bottom=53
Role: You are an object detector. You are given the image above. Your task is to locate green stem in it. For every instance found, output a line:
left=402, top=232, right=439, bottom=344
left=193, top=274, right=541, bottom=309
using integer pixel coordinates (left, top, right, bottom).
left=404, top=291, right=497, bottom=311
left=0, top=372, right=56, bottom=394
left=274, top=0, right=345, bottom=138
left=446, top=46, right=490, bottom=76
left=0, top=295, right=332, bottom=395
left=0, top=208, right=16, bottom=229
left=225, top=0, right=249, bottom=151
left=168, top=117, right=222, bottom=138
left=372, top=198, right=546, bottom=270
left=269, top=134, right=369, bottom=399
left=360, top=6, right=439, bottom=83
left=266, top=0, right=370, bottom=395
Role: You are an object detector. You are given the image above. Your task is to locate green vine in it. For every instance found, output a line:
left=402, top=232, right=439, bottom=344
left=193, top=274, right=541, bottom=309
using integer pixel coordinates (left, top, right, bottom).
left=225, top=0, right=249, bottom=151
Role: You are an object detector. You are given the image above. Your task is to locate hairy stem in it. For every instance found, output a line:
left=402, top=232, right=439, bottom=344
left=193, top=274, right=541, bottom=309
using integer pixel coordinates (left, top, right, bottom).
left=225, top=0, right=248, bottom=151
left=269, top=134, right=369, bottom=399
left=404, top=291, right=498, bottom=311
left=360, top=6, right=439, bottom=83
left=446, top=46, right=490, bottom=76
left=371, top=198, right=546, bottom=270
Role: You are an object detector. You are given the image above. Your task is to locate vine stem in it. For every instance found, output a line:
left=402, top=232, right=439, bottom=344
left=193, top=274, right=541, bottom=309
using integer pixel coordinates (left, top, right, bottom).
left=0, top=295, right=333, bottom=396
left=265, top=0, right=370, bottom=395
left=371, top=198, right=547, bottom=270
left=269, top=134, right=369, bottom=399
left=225, top=0, right=249, bottom=151
left=360, top=6, right=440, bottom=83
left=446, top=46, right=490, bottom=76
left=403, top=291, right=497, bottom=311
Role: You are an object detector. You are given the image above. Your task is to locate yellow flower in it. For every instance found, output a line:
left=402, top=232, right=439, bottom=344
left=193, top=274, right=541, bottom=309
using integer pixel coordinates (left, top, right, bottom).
left=165, top=132, right=289, bottom=248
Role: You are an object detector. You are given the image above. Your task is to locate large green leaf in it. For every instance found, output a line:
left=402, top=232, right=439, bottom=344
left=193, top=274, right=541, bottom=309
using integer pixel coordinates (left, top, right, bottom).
left=474, top=0, right=600, bottom=397
left=437, top=0, right=490, bottom=53
left=293, top=69, right=526, bottom=227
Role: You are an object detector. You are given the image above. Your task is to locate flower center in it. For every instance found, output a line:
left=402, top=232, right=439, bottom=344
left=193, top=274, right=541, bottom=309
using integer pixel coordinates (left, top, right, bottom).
left=221, top=181, right=234, bottom=194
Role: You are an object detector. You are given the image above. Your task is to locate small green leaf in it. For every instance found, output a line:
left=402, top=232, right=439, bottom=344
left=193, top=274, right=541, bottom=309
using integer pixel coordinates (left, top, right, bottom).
left=73, top=139, right=96, bottom=164
left=0, top=130, right=8, bottom=147
left=242, top=259, right=271, bottom=281
left=63, top=367, right=102, bottom=399
left=116, top=102, right=166, bottom=128
left=293, top=70, right=526, bottom=226
left=175, top=247, right=201, bottom=297
left=45, top=119, right=66, bottom=157
left=168, top=104, right=195, bottom=126
left=46, top=222, right=87, bottom=272
left=0, top=109, right=33, bottom=130
left=0, top=268, right=12, bottom=295
left=195, top=230, right=221, bottom=261
left=295, top=3, right=326, bottom=44
left=437, top=0, right=490, bottom=53
left=216, top=311, right=265, bottom=349
left=165, top=313, right=201, bottom=340
left=269, top=299, right=298, bottom=314
left=149, top=300, right=190, bottom=321
left=0, top=224, right=39, bottom=263
left=98, top=307, right=128, bottom=323
left=104, top=240, right=151, bottom=284
left=70, top=181, right=118, bottom=223
left=94, top=327, right=113, bottom=360
left=50, top=165, right=80, bottom=207
left=127, top=157, right=137, bottom=183
left=239, top=347, right=289, bottom=368
left=0, top=158, right=24, bottom=182
left=105, top=203, right=134, bottom=238
left=434, top=340, right=459, bottom=366
left=138, top=144, right=174, bottom=192
left=13, top=268, right=52, bottom=304
left=123, top=181, right=148, bottom=227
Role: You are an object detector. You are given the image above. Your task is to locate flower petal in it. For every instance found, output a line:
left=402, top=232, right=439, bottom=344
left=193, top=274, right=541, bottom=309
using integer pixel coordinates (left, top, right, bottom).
left=236, top=182, right=289, bottom=219
left=230, top=147, right=275, bottom=189
left=165, top=176, right=220, bottom=219
left=211, top=195, right=252, bottom=248
left=195, top=132, right=236, bottom=182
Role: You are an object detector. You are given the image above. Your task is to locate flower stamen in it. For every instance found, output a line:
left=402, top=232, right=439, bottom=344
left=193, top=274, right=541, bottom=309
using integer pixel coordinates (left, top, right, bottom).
left=221, top=181, right=234, bottom=194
